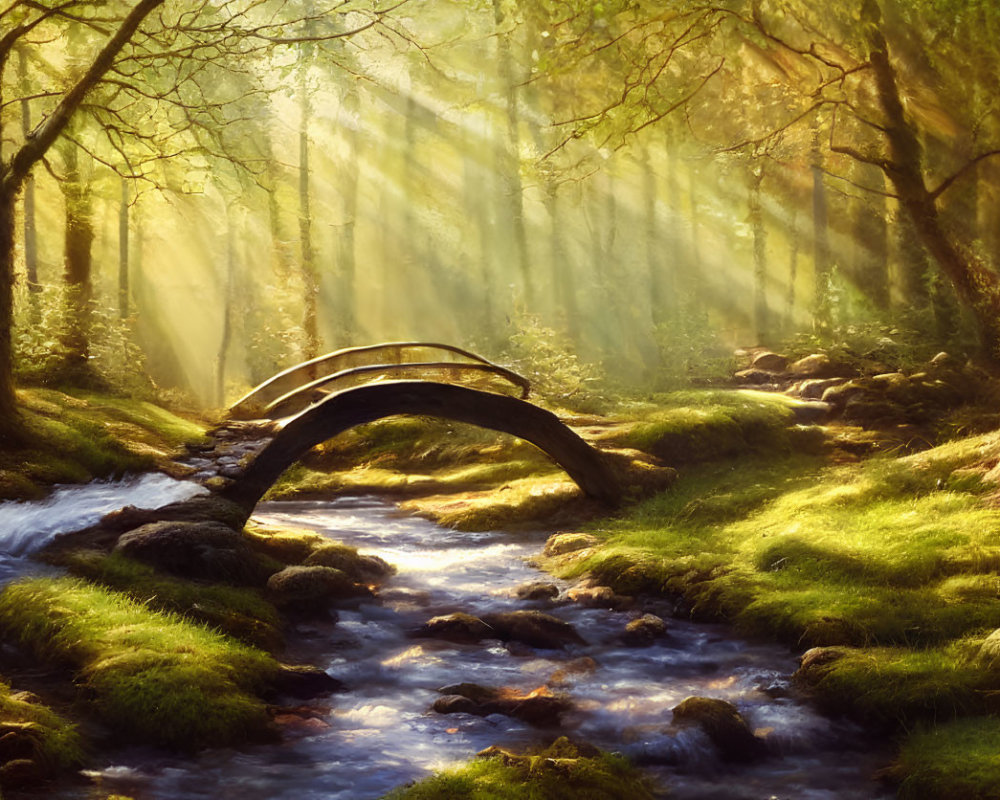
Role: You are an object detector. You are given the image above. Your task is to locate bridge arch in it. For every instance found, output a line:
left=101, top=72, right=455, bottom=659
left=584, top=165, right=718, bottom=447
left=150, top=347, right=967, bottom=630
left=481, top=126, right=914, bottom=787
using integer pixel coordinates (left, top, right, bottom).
left=221, top=381, right=621, bottom=514
left=228, top=342, right=529, bottom=420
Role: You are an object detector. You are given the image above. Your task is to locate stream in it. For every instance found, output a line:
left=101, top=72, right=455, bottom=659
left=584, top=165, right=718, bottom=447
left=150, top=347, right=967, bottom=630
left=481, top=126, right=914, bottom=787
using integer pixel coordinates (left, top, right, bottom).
left=1, top=486, right=893, bottom=799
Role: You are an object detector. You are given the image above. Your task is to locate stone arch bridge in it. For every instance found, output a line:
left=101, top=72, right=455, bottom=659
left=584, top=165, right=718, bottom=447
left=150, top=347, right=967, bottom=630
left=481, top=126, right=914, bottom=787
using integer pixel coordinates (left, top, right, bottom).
left=212, top=342, right=625, bottom=515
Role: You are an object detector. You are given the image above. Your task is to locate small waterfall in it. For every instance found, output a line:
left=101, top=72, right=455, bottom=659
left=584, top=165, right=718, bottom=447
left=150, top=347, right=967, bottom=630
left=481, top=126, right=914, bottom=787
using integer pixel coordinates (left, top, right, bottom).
left=0, top=474, right=206, bottom=577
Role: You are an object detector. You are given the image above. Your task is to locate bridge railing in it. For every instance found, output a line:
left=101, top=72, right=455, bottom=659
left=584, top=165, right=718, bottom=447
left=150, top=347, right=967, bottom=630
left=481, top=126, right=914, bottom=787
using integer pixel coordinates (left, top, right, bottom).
left=228, top=342, right=530, bottom=420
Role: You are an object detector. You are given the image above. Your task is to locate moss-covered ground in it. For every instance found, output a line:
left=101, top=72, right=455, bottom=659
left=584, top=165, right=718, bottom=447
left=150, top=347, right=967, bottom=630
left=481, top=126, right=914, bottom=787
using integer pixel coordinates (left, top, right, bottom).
left=0, top=388, right=208, bottom=501
left=0, top=577, right=279, bottom=751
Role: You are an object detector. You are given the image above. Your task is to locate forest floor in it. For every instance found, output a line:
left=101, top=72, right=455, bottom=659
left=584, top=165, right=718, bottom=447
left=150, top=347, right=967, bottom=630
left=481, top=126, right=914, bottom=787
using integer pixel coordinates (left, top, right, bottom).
left=3, top=383, right=1000, bottom=797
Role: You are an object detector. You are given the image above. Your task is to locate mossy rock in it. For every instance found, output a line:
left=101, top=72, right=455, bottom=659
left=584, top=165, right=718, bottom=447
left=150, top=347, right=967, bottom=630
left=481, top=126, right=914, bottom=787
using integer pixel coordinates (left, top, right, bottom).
left=302, top=543, right=396, bottom=584
left=480, top=610, right=586, bottom=649
left=544, top=533, right=600, bottom=557
left=411, top=613, right=494, bottom=644
left=622, top=614, right=667, bottom=646
left=671, top=696, right=764, bottom=762
left=243, top=524, right=327, bottom=564
left=266, top=565, right=372, bottom=612
left=114, top=521, right=274, bottom=585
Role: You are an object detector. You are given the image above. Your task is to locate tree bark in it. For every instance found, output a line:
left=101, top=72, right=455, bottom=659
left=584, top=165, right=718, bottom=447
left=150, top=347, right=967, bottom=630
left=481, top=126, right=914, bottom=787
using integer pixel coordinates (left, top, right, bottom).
left=749, top=166, right=770, bottom=344
left=118, top=178, right=130, bottom=318
left=0, top=187, right=18, bottom=439
left=493, top=0, right=531, bottom=307
left=18, top=48, right=39, bottom=323
left=298, top=69, right=319, bottom=361
left=812, top=134, right=832, bottom=332
left=58, top=140, right=96, bottom=383
left=866, top=8, right=1000, bottom=359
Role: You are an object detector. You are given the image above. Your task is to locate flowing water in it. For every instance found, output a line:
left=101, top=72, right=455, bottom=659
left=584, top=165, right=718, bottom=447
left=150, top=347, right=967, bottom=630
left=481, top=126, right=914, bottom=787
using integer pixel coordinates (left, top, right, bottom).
left=1, top=488, right=892, bottom=799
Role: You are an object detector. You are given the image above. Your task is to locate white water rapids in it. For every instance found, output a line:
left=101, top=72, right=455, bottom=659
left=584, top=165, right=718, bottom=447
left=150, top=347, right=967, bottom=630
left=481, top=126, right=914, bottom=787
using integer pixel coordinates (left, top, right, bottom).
left=0, top=487, right=892, bottom=799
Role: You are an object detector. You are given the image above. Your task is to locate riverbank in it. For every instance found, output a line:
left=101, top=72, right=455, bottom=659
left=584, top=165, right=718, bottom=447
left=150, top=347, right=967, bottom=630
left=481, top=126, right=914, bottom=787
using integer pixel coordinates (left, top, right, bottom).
left=0, top=388, right=209, bottom=502
left=3, top=385, right=1000, bottom=797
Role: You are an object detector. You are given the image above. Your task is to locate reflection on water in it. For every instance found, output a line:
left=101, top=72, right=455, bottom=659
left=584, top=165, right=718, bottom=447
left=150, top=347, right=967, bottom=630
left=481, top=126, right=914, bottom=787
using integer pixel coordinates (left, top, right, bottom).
left=57, top=496, right=889, bottom=799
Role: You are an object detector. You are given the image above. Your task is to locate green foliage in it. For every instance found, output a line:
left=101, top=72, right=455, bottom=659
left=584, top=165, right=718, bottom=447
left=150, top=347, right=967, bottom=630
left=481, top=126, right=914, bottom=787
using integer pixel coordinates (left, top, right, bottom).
left=652, top=303, right=735, bottom=389
left=383, top=738, right=657, bottom=800
left=13, top=285, right=153, bottom=397
left=498, top=315, right=609, bottom=413
left=0, top=680, right=85, bottom=771
left=0, top=578, right=279, bottom=750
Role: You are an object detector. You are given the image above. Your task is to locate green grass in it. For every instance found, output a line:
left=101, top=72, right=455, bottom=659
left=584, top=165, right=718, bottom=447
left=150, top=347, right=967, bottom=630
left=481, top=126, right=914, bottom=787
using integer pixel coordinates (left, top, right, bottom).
left=896, top=717, right=1000, bottom=799
left=383, top=739, right=658, bottom=799
left=0, top=680, right=85, bottom=771
left=609, top=389, right=818, bottom=465
left=0, top=578, right=279, bottom=750
left=0, top=388, right=207, bottom=500
left=61, top=550, right=284, bottom=651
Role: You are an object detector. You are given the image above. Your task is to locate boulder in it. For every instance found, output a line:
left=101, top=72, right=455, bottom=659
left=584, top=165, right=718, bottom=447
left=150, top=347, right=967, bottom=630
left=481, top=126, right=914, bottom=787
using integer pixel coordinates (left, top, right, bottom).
left=114, top=521, right=272, bottom=585
left=303, top=543, right=396, bottom=584
left=671, top=696, right=764, bottom=762
left=0, top=723, right=40, bottom=762
left=411, top=612, right=494, bottom=644
left=432, top=694, right=480, bottom=715
left=544, top=533, right=599, bottom=557
left=566, top=584, right=631, bottom=610
left=514, top=582, right=561, bottom=601
left=153, top=494, right=250, bottom=530
left=789, top=353, right=843, bottom=379
left=269, top=664, right=346, bottom=699
left=796, top=377, right=848, bottom=400
left=820, top=380, right=867, bottom=409
left=733, top=368, right=780, bottom=385
left=432, top=683, right=572, bottom=727
left=266, top=565, right=372, bottom=612
left=480, top=610, right=586, bottom=649
left=622, top=614, right=668, bottom=646
left=796, top=646, right=848, bottom=676
left=751, top=352, right=789, bottom=373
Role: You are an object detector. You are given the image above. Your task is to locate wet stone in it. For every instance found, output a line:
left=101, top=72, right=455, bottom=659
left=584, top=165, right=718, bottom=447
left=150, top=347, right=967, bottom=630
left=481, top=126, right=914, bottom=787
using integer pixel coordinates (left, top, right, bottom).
left=480, top=610, right=586, bottom=649
left=411, top=612, right=493, bottom=644
left=514, top=581, right=560, bottom=601
left=671, top=696, right=765, bottom=762
left=622, top=614, right=668, bottom=647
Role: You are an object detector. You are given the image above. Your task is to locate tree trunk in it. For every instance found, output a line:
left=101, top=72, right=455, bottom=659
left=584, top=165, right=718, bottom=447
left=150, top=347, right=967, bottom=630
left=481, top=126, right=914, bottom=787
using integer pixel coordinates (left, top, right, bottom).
left=749, top=166, right=770, bottom=344
left=18, top=48, right=40, bottom=323
left=216, top=214, right=236, bottom=408
left=0, top=188, right=19, bottom=438
left=852, top=165, right=890, bottom=311
left=493, top=0, right=531, bottom=307
left=812, top=135, right=832, bottom=332
left=336, top=81, right=360, bottom=345
left=866, top=11, right=1000, bottom=359
left=298, top=68, right=319, bottom=361
left=785, top=207, right=800, bottom=333
left=59, top=141, right=96, bottom=383
left=118, top=178, right=130, bottom=318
